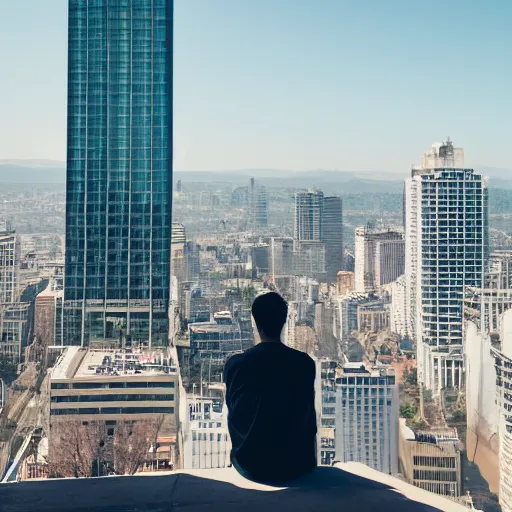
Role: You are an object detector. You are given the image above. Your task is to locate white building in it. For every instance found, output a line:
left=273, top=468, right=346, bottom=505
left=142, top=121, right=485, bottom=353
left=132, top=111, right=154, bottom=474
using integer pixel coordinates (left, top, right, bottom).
left=182, top=384, right=232, bottom=470
left=390, top=275, right=407, bottom=337
left=335, top=362, right=398, bottom=474
left=405, top=139, right=488, bottom=391
left=490, top=309, right=512, bottom=512
left=354, top=226, right=404, bottom=293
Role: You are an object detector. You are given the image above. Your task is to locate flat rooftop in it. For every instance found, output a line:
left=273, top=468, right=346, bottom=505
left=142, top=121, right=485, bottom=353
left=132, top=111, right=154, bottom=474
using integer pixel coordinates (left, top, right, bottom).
left=338, top=362, right=395, bottom=378
left=51, top=347, right=177, bottom=381
left=189, top=322, right=239, bottom=334
left=0, top=464, right=476, bottom=511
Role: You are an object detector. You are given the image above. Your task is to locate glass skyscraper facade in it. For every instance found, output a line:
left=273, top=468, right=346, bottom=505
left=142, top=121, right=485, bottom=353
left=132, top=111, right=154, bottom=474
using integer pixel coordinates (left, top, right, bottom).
left=64, top=0, right=173, bottom=347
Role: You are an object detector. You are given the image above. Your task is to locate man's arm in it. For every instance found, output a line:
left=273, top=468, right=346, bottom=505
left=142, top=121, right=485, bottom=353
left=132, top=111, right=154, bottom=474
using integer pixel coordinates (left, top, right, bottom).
left=223, top=353, right=243, bottom=406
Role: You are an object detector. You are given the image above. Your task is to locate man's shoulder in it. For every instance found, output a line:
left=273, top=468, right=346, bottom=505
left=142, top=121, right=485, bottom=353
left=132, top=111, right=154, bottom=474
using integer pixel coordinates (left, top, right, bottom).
left=224, top=352, right=244, bottom=378
left=285, top=345, right=316, bottom=369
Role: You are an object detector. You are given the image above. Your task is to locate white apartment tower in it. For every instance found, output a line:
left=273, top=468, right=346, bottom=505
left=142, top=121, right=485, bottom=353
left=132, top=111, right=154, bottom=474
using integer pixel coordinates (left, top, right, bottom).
left=405, top=139, right=488, bottom=392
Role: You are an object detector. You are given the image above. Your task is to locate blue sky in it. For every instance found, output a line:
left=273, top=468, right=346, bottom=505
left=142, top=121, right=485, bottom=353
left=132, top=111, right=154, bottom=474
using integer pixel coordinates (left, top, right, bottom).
left=0, top=0, right=510, bottom=171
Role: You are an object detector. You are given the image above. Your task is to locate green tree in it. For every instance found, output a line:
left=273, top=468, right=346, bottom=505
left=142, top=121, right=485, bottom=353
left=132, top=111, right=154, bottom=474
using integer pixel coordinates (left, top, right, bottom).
left=399, top=402, right=417, bottom=419
left=0, top=355, right=17, bottom=385
left=403, top=367, right=418, bottom=387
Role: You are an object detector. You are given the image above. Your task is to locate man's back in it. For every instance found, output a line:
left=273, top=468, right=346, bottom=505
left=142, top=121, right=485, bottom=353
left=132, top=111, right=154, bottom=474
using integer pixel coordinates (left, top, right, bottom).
left=224, top=342, right=317, bottom=484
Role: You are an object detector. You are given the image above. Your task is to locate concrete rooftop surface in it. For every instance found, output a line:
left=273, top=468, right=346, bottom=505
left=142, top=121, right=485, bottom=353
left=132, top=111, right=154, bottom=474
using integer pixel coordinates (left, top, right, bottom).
left=0, top=463, right=473, bottom=512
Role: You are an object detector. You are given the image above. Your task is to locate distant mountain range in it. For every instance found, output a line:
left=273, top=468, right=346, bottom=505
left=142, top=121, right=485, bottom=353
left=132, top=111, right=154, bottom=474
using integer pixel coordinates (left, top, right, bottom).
left=1, top=160, right=511, bottom=190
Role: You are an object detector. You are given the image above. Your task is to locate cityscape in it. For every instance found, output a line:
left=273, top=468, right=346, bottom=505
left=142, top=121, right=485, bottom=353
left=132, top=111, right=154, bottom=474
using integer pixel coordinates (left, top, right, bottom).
left=0, top=1, right=512, bottom=511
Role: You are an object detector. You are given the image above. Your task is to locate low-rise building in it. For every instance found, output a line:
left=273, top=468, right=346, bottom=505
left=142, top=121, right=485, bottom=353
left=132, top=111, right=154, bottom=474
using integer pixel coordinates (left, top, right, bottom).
left=49, top=346, right=179, bottom=471
left=183, top=384, right=231, bottom=469
left=399, top=419, right=461, bottom=497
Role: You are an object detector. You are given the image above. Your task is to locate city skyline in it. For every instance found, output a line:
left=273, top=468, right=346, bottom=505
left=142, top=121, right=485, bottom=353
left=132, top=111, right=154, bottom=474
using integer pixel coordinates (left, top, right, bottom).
left=1, top=1, right=512, bottom=171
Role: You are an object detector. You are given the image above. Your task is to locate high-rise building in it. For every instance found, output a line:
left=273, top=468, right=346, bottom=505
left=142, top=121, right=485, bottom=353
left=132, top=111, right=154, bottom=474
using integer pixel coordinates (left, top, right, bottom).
left=322, top=197, right=343, bottom=283
left=0, top=227, right=19, bottom=304
left=249, top=178, right=268, bottom=232
left=0, top=225, right=26, bottom=361
left=405, top=139, right=488, bottom=391
left=294, top=190, right=324, bottom=241
left=63, top=1, right=173, bottom=348
left=335, top=362, right=398, bottom=474
left=354, top=226, right=404, bottom=293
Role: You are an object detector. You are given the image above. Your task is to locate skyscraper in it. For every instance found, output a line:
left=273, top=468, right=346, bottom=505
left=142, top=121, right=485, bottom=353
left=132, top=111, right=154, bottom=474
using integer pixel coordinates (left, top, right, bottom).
left=294, top=190, right=324, bottom=241
left=64, top=1, right=173, bottom=347
left=293, top=190, right=326, bottom=278
left=405, top=139, right=488, bottom=391
left=249, top=178, right=268, bottom=232
left=322, top=196, right=343, bottom=283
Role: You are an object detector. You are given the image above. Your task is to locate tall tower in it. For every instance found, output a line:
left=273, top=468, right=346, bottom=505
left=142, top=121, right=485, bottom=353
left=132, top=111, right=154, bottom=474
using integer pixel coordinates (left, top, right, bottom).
left=64, top=1, right=173, bottom=347
left=322, top=196, right=343, bottom=283
left=294, top=190, right=324, bottom=241
left=249, top=178, right=268, bottom=233
left=405, top=139, right=488, bottom=391
left=294, top=190, right=326, bottom=278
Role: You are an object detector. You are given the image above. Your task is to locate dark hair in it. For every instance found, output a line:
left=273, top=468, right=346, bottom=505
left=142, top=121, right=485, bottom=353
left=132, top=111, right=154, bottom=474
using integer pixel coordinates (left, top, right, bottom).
left=251, top=292, right=288, bottom=339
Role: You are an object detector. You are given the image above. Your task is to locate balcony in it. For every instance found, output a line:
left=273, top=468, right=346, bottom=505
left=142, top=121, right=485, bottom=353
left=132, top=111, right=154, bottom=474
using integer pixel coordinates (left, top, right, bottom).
left=0, top=463, right=476, bottom=511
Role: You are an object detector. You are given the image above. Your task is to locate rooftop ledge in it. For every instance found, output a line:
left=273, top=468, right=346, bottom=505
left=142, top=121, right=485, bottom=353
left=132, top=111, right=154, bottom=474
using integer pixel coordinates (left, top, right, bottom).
left=0, top=463, right=474, bottom=512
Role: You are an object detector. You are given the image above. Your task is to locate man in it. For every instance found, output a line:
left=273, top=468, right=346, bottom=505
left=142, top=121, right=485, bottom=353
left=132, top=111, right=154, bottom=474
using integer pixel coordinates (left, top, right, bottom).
left=224, top=292, right=317, bottom=484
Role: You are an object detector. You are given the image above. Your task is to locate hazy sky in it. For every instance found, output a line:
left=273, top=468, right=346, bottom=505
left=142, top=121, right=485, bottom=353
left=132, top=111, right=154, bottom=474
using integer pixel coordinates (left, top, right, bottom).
left=0, top=0, right=510, bottom=171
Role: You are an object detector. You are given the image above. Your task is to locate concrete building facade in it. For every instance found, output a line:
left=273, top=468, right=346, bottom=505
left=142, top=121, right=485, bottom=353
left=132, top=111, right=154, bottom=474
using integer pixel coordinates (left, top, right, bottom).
left=399, top=419, right=462, bottom=497
left=354, top=226, right=404, bottom=293
left=335, top=362, right=398, bottom=474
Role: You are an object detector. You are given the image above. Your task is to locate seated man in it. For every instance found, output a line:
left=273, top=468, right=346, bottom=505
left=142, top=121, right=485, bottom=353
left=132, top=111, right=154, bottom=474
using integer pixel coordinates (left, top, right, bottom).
left=224, top=292, right=317, bottom=484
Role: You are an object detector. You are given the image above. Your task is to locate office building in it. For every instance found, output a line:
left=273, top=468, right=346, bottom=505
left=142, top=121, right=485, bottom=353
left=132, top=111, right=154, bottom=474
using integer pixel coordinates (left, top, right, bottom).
left=0, top=227, right=19, bottom=304
left=49, top=346, right=178, bottom=473
left=34, top=281, right=64, bottom=349
left=294, top=190, right=324, bottom=241
left=183, top=384, right=231, bottom=469
left=390, top=275, right=407, bottom=337
left=354, top=226, right=404, bottom=293
left=322, top=197, right=343, bottom=283
left=64, top=1, right=173, bottom=348
left=267, top=237, right=294, bottom=280
left=294, top=241, right=326, bottom=279
left=172, top=223, right=186, bottom=244
left=335, top=362, right=398, bottom=474
left=251, top=244, right=270, bottom=278
left=249, top=178, right=268, bottom=232
left=405, top=139, right=488, bottom=391
left=0, top=303, right=30, bottom=361
left=399, top=420, right=461, bottom=497
left=316, top=359, right=337, bottom=466
left=336, top=271, right=355, bottom=297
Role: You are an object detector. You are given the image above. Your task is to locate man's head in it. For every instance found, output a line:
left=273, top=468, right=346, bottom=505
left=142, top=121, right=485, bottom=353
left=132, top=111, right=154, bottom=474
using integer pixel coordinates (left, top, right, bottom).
left=251, top=292, right=288, bottom=341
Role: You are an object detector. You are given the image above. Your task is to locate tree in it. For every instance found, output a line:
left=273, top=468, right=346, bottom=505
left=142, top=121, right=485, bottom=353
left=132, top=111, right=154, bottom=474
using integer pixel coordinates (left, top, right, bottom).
left=113, top=416, right=164, bottom=475
left=0, top=355, right=17, bottom=385
left=399, top=402, right=417, bottom=419
left=403, top=367, right=418, bottom=387
left=48, top=421, right=109, bottom=478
